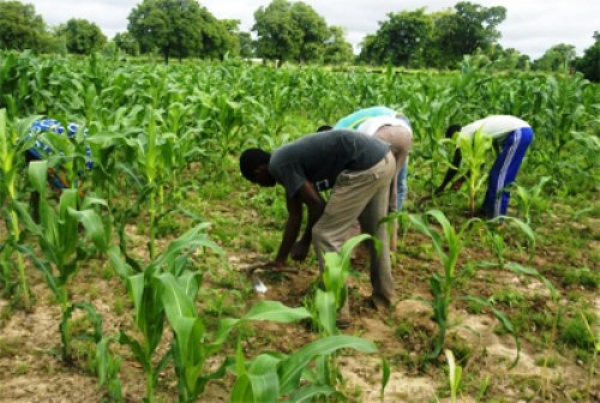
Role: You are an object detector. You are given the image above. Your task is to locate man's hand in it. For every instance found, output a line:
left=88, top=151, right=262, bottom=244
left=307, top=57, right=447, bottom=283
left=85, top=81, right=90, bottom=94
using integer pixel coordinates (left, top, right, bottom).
left=290, top=240, right=310, bottom=261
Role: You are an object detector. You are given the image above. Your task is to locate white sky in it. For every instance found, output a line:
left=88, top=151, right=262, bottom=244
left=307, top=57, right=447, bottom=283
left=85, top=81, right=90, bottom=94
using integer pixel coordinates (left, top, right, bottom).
left=26, top=0, right=599, bottom=59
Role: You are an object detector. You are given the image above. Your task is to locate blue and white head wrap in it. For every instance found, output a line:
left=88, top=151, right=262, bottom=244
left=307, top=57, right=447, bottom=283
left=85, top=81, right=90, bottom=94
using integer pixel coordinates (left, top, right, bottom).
left=26, top=119, right=93, bottom=170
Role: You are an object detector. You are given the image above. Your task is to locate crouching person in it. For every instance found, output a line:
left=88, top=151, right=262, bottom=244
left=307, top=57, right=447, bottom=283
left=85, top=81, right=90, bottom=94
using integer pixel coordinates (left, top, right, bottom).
left=239, top=129, right=397, bottom=328
left=24, top=118, right=92, bottom=222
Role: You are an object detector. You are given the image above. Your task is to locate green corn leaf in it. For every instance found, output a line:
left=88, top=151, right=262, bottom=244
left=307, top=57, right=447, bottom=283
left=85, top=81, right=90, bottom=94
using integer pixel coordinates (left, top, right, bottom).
left=13, top=242, right=61, bottom=298
left=323, top=252, right=344, bottom=300
left=279, top=335, right=378, bottom=395
left=315, top=289, right=337, bottom=335
left=243, top=300, right=311, bottom=323
left=27, top=160, right=49, bottom=196
left=154, top=272, right=197, bottom=319
left=246, top=354, right=281, bottom=403
left=339, top=233, right=372, bottom=264
left=96, top=336, right=121, bottom=387
left=381, top=356, right=390, bottom=401
left=58, top=189, right=80, bottom=255
left=150, top=224, right=223, bottom=271
left=504, top=262, right=557, bottom=299
left=231, top=374, right=253, bottom=403
left=118, top=331, right=150, bottom=373
left=68, top=207, right=108, bottom=253
left=127, top=273, right=145, bottom=325
left=176, top=270, right=203, bottom=302
left=108, top=245, right=134, bottom=279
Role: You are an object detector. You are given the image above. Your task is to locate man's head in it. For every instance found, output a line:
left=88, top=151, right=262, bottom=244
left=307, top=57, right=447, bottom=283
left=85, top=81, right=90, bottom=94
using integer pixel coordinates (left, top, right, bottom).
left=239, top=148, right=276, bottom=187
left=316, top=125, right=333, bottom=132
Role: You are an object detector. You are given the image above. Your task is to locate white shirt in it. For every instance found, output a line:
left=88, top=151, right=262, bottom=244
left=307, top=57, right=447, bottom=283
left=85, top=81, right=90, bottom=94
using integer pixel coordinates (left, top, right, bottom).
left=356, top=116, right=413, bottom=136
left=461, top=115, right=530, bottom=141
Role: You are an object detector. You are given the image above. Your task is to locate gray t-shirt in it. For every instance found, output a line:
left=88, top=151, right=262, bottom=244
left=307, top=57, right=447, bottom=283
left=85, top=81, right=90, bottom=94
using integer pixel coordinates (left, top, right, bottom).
left=269, top=129, right=390, bottom=198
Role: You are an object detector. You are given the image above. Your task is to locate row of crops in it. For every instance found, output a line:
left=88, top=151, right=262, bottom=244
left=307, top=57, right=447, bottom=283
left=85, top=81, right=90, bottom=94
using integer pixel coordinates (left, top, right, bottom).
left=0, top=50, right=598, bottom=402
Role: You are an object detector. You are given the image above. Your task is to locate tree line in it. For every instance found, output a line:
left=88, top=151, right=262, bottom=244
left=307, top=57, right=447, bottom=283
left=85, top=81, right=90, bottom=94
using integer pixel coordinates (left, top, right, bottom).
left=0, top=0, right=598, bottom=80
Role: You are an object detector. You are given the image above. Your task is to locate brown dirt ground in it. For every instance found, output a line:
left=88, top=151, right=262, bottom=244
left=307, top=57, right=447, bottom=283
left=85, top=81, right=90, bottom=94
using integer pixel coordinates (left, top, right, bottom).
left=0, top=208, right=598, bottom=403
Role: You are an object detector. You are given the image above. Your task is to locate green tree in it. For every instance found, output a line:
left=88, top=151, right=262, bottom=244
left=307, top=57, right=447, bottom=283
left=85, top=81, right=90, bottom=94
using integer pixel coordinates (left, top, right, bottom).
left=533, top=43, right=577, bottom=72
left=113, top=32, right=140, bottom=56
left=237, top=31, right=254, bottom=58
left=290, top=1, right=329, bottom=62
left=221, top=19, right=252, bottom=58
left=57, top=18, right=107, bottom=55
left=0, top=0, right=50, bottom=51
left=127, top=0, right=235, bottom=63
left=473, top=44, right=530, bottom=71
left=323, top=26, right=354, bottom=65
left=201, top=17, right=239, bottom=60
left=359, top=8, right=432, bottom=67
left=432, top=1, right=506, bottom=68
left=575, top=32, right=600, bottom=82
left=253, top=0, right=329, bottom=65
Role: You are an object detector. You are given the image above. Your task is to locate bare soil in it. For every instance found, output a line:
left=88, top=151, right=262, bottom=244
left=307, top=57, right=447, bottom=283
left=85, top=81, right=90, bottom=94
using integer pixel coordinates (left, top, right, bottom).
left=0, top=202, right=598, bottom=403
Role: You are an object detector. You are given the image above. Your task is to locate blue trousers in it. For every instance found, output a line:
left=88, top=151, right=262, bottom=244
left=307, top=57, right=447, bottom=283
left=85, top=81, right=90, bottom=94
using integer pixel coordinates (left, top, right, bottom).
left=482, top=127, right=534, bottom=218
left=396, top=161, right=408, bottom=211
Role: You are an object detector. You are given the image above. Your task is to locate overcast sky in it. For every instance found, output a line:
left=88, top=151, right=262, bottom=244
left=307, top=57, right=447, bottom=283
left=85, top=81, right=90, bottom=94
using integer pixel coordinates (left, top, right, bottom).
left=27, top=0, right=599, bottom=59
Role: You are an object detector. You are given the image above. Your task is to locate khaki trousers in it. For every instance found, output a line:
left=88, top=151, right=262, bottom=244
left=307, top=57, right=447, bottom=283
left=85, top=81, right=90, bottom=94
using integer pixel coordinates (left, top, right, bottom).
left=312, top=151, right=397, bottom=309
left=374, top=125, right=413, bottom=250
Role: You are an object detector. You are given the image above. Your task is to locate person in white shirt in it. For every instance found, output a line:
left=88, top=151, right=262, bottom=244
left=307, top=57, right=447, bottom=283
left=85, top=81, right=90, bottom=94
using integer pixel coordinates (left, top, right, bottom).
left=420, top=115, right=534, bottom=218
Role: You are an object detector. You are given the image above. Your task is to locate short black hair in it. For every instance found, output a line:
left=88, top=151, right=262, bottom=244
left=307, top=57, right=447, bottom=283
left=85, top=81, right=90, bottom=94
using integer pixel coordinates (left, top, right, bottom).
left=445, top=124, right=462, bottom=138
left=239, top=148, right=271, bottom=181
left=316, top=125, right=333, bottom=132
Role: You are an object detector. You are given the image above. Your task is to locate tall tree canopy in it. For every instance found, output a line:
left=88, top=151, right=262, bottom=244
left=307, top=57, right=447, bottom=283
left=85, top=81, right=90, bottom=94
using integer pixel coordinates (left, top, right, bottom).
left=323, top=26, right=354, bottom=64
left=57, top=19, right=107, bottom=55
left=127, top=0, right=235, bottom=63
left=359, top=8, right=432, bottom=67
left=0, top=0, right=52, bottom=51
left=252, top=0, right=329, bottom=64
left=533, top=43, right=577, bottom=72
left=113, top=32, right=140, bottom=56
left=431, top=2, right=506, bottom=67
left=576, top=31, right=600, bottom=82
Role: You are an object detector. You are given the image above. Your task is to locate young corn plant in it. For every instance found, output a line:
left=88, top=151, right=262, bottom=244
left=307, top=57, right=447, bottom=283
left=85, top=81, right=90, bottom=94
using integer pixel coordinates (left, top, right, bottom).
left=409, top=210, right=478, bottom=362
left=514, top=176, right=551, bottom=224
left=17, top=160, right=109, bottom=363
left=114, top=222, right=279, bottom=403
left=579, top=311, right=600, bottom=401
left=115, top=222, right=319, bottom=402
left=276, top=234, right=390, bottom=401
left=0, top=110, right=34, bottom=308
left=444, top=349, right=463, bottom=403
left=168, top=296, right=310, bottom=402
left=228, top=234, right=389, bottom=403
left=408, top=210, right=526, bottom=365
left=95, top=335, right=124, bottom=403
left=456, top=128, right=493, bottom=214
left=230, top=334, right=380, bottom=402
left=406, top=84, right=459, bottom=193
left=317, top=233, right=374, bottom=335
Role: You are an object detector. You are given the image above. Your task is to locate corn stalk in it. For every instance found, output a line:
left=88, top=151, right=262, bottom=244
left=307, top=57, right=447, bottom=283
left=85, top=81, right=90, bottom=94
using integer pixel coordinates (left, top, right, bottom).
left=0, top=110, right=33, bottom=309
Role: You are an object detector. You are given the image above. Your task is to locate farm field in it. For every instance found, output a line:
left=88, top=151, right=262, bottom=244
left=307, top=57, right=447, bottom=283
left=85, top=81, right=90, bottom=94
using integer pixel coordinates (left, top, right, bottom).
left=0, top=52, right=598, bottom=402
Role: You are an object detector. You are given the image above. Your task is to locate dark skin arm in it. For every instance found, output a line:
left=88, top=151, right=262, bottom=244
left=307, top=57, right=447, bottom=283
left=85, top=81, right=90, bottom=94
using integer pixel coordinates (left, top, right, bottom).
left=291, top=181, right=326, bottom=261
left=418, top=139, right=497, bottom=207
left=436, top=147, right=464, bottom=194
left=271, top=181, right=326, bottom=266
left=418, top=148, right=465, bottom=206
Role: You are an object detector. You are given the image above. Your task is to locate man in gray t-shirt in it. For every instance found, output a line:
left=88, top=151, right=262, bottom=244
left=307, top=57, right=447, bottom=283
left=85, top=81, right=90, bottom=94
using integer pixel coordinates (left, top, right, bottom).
left=240, top=130, right=397, bottom=326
